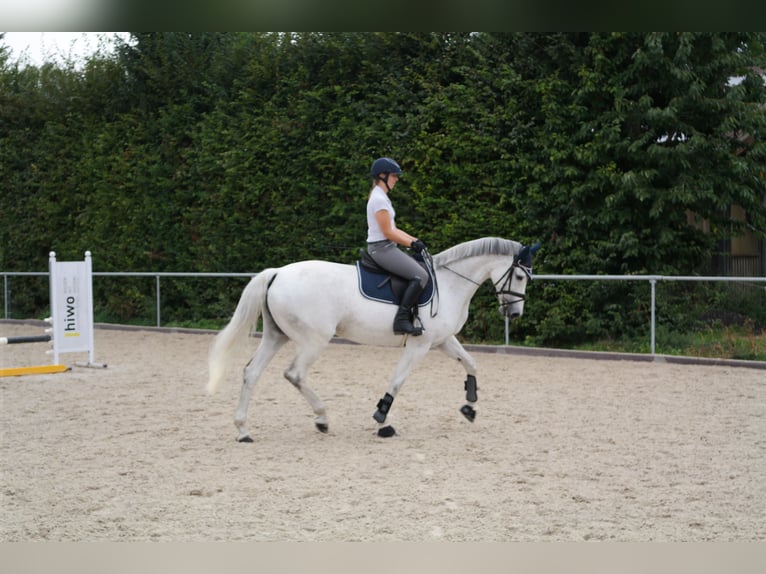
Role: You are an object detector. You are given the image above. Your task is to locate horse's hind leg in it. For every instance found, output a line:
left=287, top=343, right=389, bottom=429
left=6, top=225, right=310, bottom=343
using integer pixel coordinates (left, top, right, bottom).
left=283, top=341, right=331, bottom=433
left=437, top=335, right=479, bottom=422
left=235, top=329, right=288, bottom=442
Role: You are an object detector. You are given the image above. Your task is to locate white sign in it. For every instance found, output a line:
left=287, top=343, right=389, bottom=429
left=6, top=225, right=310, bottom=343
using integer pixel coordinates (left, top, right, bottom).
left=49, top=251, right=96, bottom=365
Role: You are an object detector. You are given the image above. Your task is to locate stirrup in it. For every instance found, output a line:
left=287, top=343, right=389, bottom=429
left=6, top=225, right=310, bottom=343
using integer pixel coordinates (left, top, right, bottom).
left=394, top=324, right=423, bottom=336
left=393, top=316, right=423, bottom=336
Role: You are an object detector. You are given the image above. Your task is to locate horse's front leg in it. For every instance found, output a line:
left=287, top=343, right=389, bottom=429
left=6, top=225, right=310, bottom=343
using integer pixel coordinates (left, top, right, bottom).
left=437, top=335, right=478, bottom=422
left=373, top=341, right=431, bottom=437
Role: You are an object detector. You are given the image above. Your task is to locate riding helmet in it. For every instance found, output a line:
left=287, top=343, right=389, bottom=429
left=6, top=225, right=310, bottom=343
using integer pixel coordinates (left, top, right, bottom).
left=370, top=157, right=402, bottom=179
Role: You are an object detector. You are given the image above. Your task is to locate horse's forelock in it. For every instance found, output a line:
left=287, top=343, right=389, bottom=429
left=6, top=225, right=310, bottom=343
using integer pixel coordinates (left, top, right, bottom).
left=434, top=237, right=519, bottom=267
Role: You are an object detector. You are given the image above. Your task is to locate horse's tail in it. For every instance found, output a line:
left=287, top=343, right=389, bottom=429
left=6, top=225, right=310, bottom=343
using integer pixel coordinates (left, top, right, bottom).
left=207, top=268, right=278, bottom=395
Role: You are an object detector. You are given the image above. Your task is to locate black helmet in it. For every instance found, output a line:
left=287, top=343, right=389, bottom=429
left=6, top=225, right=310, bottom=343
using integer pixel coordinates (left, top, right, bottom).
left=370, top=157, right=402, bottom=179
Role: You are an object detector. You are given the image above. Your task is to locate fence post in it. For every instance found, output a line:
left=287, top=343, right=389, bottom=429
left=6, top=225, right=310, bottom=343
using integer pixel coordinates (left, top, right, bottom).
left=156, top=275, right=161, bottom=328
left=3, top=275, right=8, bottom=319
left=649, top=279, right=657, bottom=356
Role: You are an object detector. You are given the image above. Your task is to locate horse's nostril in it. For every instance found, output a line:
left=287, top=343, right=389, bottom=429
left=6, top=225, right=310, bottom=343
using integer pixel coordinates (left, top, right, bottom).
left=509, top=312, right=521, bottom=320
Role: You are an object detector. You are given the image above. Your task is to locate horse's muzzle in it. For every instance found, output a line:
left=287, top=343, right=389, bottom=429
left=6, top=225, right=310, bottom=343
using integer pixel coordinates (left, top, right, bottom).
left=500, top=304, right=524, bottom=319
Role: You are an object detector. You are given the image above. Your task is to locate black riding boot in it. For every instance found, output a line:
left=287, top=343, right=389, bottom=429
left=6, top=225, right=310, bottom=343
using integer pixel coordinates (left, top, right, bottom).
left=393, top=278, right=424, bottom=336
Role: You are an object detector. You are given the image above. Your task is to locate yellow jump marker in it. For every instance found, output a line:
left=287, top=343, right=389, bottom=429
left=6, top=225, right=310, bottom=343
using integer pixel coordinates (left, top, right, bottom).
left=0, top=364, right=69, bottom=377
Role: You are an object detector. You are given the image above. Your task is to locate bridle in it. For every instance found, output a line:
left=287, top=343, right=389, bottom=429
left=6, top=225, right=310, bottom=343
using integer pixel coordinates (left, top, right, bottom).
left=442, top=257, right=533, bottom=315
left=492, top=261, right=533, bottom=315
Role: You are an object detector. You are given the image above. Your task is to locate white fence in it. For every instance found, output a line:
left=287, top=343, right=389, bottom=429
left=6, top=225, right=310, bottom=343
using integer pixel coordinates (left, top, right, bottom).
left=3, top=271, right=765, bottom=356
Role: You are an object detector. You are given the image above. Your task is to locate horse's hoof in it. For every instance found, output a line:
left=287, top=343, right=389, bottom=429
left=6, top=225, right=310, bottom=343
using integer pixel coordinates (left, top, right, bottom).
left=460, top=404, right=476, bottom=422
left=316, top=423, right=329, bottom=433
left=238, top=435, right=254, bottom=443
left=377, top=425, right=396, bottom=438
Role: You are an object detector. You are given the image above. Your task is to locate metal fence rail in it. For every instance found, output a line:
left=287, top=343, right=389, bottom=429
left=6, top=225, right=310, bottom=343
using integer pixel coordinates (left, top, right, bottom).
left=3, top=270, right=765, bottom=356
left=532, top=274, right=766, bottom=354
left=2, top=271, right=256, bottom=330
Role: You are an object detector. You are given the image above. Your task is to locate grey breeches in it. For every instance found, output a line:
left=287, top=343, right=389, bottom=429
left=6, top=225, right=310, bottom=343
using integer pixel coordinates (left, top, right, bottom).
left=367, top=241, right=428, bottom=289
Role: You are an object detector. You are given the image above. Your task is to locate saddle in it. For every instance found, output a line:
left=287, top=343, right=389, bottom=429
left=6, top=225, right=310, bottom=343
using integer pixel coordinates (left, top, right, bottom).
left=356, top=251, right=434, bottom=306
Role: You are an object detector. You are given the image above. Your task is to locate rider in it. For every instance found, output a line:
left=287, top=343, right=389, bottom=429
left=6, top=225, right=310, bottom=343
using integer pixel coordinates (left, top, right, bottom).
left=366, top=157, right=428, bottom=336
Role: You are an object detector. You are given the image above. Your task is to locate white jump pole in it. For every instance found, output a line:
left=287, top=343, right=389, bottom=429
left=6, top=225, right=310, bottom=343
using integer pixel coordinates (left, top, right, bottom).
left=1, top=316, right=62, bottom=378
left=0, top=335, right=51, bottom=345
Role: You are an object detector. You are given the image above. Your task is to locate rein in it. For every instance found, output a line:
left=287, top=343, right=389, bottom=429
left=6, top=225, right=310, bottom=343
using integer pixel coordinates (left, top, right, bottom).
left=420, top=248, right=440, bottom=318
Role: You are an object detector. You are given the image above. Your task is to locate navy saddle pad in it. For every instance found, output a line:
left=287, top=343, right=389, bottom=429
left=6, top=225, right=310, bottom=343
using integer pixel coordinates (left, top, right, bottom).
left=356, top=254, right=434, bottom=306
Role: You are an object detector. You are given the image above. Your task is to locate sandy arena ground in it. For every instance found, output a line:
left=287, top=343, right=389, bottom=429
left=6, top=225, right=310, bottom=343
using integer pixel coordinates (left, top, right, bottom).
left=1, top=322, right=764, bottom=542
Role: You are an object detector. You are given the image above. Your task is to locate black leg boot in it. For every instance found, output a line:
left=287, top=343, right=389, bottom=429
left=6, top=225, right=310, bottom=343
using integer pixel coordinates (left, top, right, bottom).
left=393, top=278, right=424, bottom=336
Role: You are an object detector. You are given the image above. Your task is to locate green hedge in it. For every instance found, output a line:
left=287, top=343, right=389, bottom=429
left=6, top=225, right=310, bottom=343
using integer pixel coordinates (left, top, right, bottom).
left=2, top=32, right=765, bottom=346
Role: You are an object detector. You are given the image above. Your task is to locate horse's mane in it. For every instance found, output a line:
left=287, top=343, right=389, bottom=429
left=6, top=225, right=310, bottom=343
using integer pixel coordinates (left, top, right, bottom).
left=433, top=237, right=520, bottom=267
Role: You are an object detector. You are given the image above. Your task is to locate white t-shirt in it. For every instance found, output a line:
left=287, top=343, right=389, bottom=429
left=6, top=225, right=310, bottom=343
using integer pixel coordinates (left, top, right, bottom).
left=366, top=185, right=396, bottom=242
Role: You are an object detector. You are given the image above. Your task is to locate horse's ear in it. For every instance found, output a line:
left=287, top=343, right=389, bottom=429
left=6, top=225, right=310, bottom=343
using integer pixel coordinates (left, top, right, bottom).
left=517, top=242, right=540, bottom=268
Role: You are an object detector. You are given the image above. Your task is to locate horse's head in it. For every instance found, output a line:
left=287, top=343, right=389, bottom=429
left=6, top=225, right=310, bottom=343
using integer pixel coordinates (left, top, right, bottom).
left=491, top=242, right=540, bottom=319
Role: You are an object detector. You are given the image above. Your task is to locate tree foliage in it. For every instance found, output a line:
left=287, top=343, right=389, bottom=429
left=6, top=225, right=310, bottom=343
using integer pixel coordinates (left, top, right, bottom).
left=2, top=32, right=764, bottom=343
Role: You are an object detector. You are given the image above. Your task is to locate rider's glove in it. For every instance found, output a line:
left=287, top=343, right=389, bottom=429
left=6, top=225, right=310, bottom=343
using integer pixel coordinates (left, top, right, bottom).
left=411, top=240, right=427, bottom=254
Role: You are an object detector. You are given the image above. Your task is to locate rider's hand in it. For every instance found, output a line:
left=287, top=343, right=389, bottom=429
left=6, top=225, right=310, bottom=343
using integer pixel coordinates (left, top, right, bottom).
left=411, top=240, right=427, bottom=253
